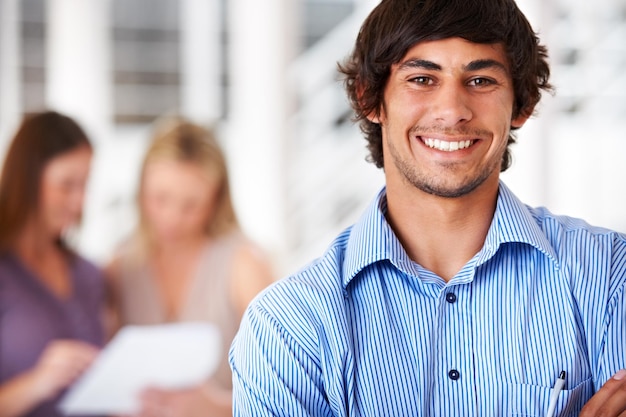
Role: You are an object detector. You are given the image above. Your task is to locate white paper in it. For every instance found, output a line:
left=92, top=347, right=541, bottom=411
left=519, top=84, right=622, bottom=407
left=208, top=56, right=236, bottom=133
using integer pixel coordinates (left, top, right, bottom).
left=59, top=322, right=221, bottom=415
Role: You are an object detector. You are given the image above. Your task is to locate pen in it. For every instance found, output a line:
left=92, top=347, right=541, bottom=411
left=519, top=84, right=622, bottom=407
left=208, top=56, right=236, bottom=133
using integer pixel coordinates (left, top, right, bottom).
left=546, top=370, right=566, bottom=417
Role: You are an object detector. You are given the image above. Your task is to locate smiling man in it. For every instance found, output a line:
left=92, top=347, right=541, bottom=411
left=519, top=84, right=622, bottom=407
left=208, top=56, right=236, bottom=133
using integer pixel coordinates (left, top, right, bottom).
left=229, top=0, right=626, bottom=415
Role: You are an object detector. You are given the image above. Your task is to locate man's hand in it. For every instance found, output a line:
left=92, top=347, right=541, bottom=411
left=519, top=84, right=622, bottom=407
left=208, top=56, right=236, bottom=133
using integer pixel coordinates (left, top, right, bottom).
left=580, top=369, right=626, bottom=416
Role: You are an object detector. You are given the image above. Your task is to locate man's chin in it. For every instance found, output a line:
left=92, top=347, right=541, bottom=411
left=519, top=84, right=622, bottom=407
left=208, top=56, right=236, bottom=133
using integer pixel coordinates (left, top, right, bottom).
left=414, top=178, right=485, bottom=199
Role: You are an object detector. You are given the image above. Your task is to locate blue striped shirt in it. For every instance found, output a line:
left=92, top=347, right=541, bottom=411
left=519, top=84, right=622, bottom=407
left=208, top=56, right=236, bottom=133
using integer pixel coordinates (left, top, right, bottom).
left=230, top=182, right=626, bottom=416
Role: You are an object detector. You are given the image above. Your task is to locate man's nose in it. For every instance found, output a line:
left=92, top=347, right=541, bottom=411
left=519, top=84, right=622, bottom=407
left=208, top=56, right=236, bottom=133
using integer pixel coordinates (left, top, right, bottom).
left=430, top=84, right=473, bottom=126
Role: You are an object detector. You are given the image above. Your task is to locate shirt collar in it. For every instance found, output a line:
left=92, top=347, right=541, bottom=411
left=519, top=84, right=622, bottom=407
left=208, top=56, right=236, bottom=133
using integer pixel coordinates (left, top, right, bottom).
left=342, top=181, right=560, bottom=289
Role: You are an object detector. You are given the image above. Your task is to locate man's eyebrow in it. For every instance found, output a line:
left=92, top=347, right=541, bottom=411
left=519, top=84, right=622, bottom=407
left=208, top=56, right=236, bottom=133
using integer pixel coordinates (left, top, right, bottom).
left=397, top=59, right=442, bottom=71
left=397, top=58, right=509, bottom=74
left=464, top=59, right=509, bottom=73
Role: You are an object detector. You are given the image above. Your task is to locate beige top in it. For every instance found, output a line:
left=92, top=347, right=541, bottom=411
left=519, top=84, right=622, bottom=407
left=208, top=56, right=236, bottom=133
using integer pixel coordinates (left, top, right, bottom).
left=112, top=231, right=244, bottom=389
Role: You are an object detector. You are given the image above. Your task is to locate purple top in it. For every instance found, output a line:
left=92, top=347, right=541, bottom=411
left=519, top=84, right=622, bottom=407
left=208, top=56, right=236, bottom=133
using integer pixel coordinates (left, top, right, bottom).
left=0, top=251, right=104, bottom=417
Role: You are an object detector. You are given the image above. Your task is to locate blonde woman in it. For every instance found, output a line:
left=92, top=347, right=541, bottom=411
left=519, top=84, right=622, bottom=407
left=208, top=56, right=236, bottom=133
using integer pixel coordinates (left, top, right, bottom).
left=106, top=118, right=274, bottom=417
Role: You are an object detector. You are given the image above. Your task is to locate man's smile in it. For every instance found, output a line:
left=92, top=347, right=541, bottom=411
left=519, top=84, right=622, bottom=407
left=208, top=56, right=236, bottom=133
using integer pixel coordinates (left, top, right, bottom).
left=420, top=137, right=475, bottom=152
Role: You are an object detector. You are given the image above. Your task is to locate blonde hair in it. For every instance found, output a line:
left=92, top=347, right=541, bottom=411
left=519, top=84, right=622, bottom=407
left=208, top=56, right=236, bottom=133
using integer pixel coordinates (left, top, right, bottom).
left=131, top=117, right=238, bottom=257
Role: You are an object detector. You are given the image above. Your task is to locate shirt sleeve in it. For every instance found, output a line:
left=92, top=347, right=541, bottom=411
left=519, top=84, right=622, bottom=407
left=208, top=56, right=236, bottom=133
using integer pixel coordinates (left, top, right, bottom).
left=229, top=300, right=334, bottom=417
left=598, top=281, right=626, bottom=384
left=595, top=237, right=626, bottom=386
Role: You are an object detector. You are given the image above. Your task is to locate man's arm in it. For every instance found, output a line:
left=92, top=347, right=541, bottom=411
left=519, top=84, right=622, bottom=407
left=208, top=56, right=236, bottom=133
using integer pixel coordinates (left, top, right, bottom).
left=229, top=300, right=334, bottom=417
left=580, top=253, right=626, bottom=417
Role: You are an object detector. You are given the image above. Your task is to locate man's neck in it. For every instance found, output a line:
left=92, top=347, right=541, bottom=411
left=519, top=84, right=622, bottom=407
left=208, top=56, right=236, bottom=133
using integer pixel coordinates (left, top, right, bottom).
left=385, top=179, right=499, bottom=282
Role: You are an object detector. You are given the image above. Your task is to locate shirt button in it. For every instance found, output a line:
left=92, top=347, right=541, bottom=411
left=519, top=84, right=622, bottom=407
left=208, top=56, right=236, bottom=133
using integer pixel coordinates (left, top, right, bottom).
left=445, top=292, right=457, bottom=303
left=448, top=369, right=460, bottom=380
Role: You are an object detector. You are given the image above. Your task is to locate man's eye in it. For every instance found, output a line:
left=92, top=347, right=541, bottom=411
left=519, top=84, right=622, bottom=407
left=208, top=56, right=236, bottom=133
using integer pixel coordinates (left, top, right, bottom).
left=468, top=77, right=494, bottom=87
left=410, top=76, right=432, bottom=85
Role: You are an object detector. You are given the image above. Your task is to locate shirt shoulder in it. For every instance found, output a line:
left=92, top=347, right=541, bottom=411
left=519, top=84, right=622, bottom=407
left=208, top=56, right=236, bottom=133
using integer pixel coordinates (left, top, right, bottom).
left=247, top=228, right=352, bottom=338
left=0, top=252, right=17, bottom=278
left=72, top=253, right=104, bottom=279
left=529, top=205, right=626, bottom=254
left=528, top=206, right=626, bottom=290
left=70, top=253, right=106, bottom=298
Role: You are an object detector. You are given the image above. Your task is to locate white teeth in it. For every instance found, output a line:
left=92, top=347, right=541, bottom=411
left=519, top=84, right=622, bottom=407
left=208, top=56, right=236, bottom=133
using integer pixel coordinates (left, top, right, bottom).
left=423, top=138, right=472, bottom=152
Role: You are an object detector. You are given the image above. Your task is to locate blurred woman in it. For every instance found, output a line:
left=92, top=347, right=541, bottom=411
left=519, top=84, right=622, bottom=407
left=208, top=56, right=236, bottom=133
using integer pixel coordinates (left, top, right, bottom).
left=0, top=111, right=104, bottom=417
left=106, top=118, right=274, bottom=417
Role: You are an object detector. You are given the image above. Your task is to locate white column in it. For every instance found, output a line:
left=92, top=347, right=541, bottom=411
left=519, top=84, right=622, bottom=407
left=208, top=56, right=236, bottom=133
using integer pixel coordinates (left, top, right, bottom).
left=0, top=0, right=22, bottom=160
left=180, top=0, right=222, bottom=124
left=46, top=0, right=114, bottom=263
left=46, top=0, right=112, bottom=144
left=226, top=0, right=298, bottom=270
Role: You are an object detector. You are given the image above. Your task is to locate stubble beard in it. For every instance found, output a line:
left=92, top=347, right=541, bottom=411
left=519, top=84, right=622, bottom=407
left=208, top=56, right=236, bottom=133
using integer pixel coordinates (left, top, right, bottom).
left=387, top=135, right=503, bottom=199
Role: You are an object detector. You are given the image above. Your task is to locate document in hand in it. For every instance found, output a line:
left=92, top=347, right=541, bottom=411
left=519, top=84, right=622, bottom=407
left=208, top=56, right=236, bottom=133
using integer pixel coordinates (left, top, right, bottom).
left=59, top=322, right=221, bottom=415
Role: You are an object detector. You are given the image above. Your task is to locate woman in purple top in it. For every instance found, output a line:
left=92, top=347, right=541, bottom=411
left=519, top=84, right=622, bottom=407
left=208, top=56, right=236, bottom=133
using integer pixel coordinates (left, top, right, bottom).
left=0, top=111, right=104, bottom=417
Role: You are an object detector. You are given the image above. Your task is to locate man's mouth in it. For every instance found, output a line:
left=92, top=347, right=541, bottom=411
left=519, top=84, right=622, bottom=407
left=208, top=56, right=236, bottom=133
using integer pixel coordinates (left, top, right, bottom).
left=421, top=137, right=475, bottom=152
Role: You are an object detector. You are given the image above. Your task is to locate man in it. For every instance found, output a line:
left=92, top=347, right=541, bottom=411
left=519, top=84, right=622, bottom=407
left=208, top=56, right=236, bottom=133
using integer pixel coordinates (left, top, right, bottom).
left=229, top=0, right=626, bottom=415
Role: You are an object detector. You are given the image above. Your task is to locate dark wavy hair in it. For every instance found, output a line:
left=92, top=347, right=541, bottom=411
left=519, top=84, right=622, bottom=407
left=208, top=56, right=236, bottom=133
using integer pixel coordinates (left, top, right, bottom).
left=338, top=0, right=553, bottom=171
left=0, top=111, right=91, bottom=247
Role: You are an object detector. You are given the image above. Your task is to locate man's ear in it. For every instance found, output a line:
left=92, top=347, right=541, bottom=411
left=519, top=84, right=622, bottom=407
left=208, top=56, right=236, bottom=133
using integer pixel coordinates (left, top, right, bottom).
left=357, top=81, right=383, bottom=124
left=511, top=106, right=534, bottom=128
left=366, top=110, right=382, bottom=124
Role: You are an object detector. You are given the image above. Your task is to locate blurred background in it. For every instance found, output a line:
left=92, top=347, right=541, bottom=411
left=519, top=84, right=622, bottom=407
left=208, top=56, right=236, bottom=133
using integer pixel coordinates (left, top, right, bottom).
left=0, top=0, right=625, bottom=277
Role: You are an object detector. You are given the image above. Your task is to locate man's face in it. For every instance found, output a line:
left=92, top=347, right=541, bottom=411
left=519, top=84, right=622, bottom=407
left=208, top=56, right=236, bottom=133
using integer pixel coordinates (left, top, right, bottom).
left=370, top=37, right=528, bottom=198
